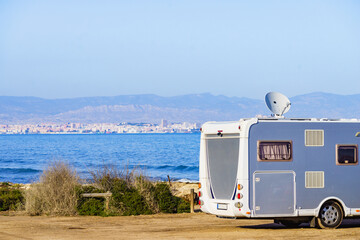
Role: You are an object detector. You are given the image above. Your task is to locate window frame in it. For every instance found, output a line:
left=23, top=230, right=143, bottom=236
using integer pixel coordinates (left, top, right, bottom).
left=257, top=140, right=293, bottom=162
left=336, top=144, right=358, bottom=166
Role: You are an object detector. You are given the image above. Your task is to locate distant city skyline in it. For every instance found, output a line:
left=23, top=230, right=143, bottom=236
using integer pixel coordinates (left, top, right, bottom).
left=0, top=121, right=201, bottom=134
left=1, top=1, right=360, bottom=100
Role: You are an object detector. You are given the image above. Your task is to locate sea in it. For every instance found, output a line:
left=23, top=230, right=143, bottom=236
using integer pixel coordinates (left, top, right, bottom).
left=0, top=133, right=200, bottom=183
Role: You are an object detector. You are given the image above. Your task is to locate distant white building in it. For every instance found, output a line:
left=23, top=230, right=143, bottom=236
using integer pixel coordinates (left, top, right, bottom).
left=160, top=119, right=168, bottom=128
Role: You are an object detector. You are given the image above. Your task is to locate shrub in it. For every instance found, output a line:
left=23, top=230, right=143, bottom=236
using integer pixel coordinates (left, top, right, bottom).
left=86, top=164, right=190, bottom=216
left=0, top=186, right=24, bottom=211
left=153, top=183, right=190, bottom=213
left=77, top=198, right=105, bottom=216
left=25, top=161, right=79, bottom=216
left=89, top=164, right=155, bottom=216
left=76, top=185, right=106, bottom=216
left=154, top=183, right=178, bottom=213
left=110, top=179, right=153, bottom=216
left=133, top=175, right=159, bottom=213
left=177, top=198, right=190, bottom=213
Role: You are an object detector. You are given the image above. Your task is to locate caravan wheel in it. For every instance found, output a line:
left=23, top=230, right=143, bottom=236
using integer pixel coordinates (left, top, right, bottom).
left=317, top=201, right=343, bottom=229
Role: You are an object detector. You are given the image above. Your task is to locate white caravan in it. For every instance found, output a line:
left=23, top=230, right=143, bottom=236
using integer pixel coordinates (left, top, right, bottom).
left=198, top=92, right=360, bottom=229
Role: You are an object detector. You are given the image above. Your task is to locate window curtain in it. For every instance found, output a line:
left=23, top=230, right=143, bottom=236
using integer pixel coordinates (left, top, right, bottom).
left=259, top=142, right=291, bottom=160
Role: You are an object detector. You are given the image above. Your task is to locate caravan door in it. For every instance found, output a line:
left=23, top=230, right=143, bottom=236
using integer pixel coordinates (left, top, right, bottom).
left=253, top=171, right=296, bottom=216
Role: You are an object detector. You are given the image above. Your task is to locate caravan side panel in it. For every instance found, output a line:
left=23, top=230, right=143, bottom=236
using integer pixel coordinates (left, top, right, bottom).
left=248, top=121, right=360, bottom=214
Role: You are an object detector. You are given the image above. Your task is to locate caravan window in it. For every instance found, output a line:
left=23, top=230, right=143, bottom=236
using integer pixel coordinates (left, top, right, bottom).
left=336, top=144, right=358, bottom=165
left=258, top=141, right=292, bottom=161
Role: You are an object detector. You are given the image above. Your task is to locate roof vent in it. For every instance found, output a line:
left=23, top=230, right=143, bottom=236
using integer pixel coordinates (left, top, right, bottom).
left=305, top=130, right=324, bottom=146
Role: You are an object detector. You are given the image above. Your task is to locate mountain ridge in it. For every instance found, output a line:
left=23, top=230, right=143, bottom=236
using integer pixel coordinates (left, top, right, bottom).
left=1, top=92, right=360, bottom=124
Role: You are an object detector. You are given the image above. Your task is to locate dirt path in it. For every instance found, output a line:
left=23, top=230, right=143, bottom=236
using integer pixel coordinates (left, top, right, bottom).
left=1, top=212, right=360, bottom=240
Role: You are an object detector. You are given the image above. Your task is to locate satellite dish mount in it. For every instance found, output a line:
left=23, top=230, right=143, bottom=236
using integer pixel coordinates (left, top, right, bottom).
left=265, top=92, right=291, bottom=118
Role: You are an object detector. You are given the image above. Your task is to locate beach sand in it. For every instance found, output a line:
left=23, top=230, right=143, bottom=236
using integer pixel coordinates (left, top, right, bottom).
left=1, top=212, right=360, bottom=239
left=1, top=182, right=360, bottom=239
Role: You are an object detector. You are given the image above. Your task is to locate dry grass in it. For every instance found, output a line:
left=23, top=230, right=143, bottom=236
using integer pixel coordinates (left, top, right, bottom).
left=25, top=161, right=79, bottom=216
left=89, top=163, right=143, bottom=191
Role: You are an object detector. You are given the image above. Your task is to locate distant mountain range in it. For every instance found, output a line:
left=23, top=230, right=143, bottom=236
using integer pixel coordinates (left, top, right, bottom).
left=1, top=92, right=360, bottom=124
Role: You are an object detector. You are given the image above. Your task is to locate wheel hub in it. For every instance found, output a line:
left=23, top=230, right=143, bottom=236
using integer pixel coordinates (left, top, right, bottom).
left=321, top=206, right=338, bottom=224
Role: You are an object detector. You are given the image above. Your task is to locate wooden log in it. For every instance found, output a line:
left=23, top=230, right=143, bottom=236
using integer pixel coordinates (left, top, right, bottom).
left=81, top=192, right=112, bottom=198
left=167, top=175, right=172, bottom=186
left=190, top=189, right=194, bottom=213
left=105, top=196, right=110, bottom=211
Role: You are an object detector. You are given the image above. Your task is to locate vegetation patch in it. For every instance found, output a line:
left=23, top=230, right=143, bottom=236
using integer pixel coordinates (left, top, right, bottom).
left=76, top=185, right=106, bottom=216
left=17, top=162, right=190, bottom=216
left=0, top=183, right=24, bottom=211
left=25, top=161, right=79, bottom=216
left=110, top=178, right=153, bottom=216
left=89, top=165, right=190, bottom=216
left=154, top=183, right=190, bottom=213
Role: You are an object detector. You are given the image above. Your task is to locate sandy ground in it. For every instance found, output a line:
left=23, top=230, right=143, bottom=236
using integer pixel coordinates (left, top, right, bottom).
left=1, top=212, right=360, bottom=240
left=2, top=182, right=360, bottom=239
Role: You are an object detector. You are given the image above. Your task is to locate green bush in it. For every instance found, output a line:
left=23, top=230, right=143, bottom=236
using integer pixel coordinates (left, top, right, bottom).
left=154, top=183, right=178, bottom=213
left=177, top=198, right=190, bottom=213
left=78, top=198, right=105, bottom=216
left=110, top=179, right=153, bottom=216
left=76, top=185, right=106, bottom=216
left=133, top=176, right=159, bottom=213
left=153, top=183, right=190, bottom=213
left=88, top=165, right=190, bottom=216
left=0, top=186, right=24, bottom=211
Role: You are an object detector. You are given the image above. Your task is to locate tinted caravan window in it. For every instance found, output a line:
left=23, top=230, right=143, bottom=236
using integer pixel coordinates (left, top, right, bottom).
left=336, top=144, right=358, bottom=165
left=258, top=141, right=292, bottom=161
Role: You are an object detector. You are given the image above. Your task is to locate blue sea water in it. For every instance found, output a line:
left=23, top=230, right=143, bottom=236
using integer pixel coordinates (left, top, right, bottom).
left=0, top=133, right=200, bottom=183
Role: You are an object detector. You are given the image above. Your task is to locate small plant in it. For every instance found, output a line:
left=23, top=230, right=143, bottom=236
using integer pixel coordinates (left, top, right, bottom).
left=0, top=185, right=24, bottom=211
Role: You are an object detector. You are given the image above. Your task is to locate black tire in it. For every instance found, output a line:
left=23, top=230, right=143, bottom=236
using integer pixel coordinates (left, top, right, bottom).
left=316, top=201, right=343, bottom=229
left=280, top=220, right=300, bottom=228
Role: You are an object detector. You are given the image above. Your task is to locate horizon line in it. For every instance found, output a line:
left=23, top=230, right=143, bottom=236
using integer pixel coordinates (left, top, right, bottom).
left=0, top=91, right=356, bottom=101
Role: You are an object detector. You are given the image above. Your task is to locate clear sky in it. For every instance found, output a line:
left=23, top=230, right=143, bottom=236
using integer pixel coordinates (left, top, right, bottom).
left=0, top=0, right=359, bottom=99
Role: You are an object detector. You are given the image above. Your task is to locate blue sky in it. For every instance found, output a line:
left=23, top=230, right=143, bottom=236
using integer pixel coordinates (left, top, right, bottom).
left=0, top=0, right=359, bottom=99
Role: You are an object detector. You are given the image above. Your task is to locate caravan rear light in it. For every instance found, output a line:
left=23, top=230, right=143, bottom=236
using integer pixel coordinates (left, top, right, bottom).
left=198, top=191, right=202, bottom=197
left=200, top=128, right=202, bottom=132
left=237, top=193, right=243, bottom=199
left=234, top=202, right=243, bottom=208
left=198, top=183, right=201, bottom=189
left=198, top=200, right=203, bottom=206
left=237, top=184, right=243, bottom=190
left=238, top=126, right=241, bottom=130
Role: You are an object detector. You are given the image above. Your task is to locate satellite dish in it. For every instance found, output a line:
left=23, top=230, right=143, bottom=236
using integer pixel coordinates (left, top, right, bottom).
left=265, top=92, right=291, bottom=117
